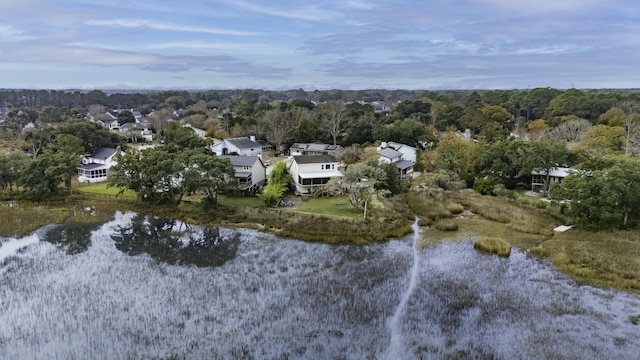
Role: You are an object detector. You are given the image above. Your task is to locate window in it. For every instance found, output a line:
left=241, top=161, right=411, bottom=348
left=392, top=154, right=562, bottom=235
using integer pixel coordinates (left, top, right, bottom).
left=321, top=165, right=324, bottom=170
left=243, top=165, right=251, bottom=170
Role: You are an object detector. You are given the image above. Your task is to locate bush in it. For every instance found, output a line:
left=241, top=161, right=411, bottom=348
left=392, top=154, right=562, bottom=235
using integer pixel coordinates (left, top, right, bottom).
left=434, top=219, right=458, bottom=231
left=474, top=237, right=511, bottom=257
left=258, top=182, right=285, bottom=208
left=445, top=202, right=464, bottom=215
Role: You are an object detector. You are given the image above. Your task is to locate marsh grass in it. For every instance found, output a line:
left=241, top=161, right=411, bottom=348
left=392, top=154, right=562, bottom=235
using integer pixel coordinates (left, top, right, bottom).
left=541, top=230, right=640, bottom=291
left=474, top=237, right=512, bottom=257
left=0, top=202, right=69, bottom=236
left=434, top=219, right=458, bottom=232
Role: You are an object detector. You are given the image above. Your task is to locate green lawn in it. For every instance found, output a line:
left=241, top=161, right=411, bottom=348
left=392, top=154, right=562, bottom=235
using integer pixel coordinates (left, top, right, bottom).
left=76, top=182, right=137, bottom=198
left=296, top=196, right=360, bottom=218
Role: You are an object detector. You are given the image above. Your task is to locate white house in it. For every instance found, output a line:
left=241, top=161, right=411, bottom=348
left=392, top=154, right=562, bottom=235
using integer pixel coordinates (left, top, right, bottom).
left=119, top=123, right=154, bottom=143
left=211, top=136, right=272, bottom=156
left=377, top=146, right=414, bottom=181
left=289, top=155, right=342, bottom=195
left=289, top=143, right=343, bottom=156
left=77, top=147, right=120, bottom=183
left=531, top=167, right=570, bottom=193
left=183, top=124, right=207, bottom=138
left=378, top=141, right=416, bottom=163
left=219, top=155, right=267, bottom=192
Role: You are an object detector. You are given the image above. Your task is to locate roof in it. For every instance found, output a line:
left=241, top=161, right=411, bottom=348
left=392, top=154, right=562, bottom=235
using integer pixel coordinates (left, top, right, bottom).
left=378, top=147, right=403, bottom=159
left=293, top=155, right=338, bottom=164
left=395, top=160, right=414, bottom=170
left=219, top=155, right=264, bottom=167
left=78, top=163, right=108, bottom=171
left=386, top=141, right=415, bottom=151
left=298, top=170, right=343, bottom=179
left=531, top=167, right=570, bottom=178
left=291, top=143, right=340, bottom=152
left=226, top=137, right=271, bottom=150
left=90, top=147, right=118, bottom=160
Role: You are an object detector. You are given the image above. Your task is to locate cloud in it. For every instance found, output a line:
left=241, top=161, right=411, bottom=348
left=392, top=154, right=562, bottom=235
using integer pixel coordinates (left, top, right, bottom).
left=85, top=19, right=260, bottom=36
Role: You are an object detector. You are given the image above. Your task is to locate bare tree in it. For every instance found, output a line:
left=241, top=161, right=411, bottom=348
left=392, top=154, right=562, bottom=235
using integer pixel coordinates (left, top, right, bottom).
left=147, top=108, right=173, bottom=136
left=547, top=118, right=591, bottom=143
left=618, top=101, right=640, bottom=156
left=318, top=101, right=350, bottom=145
left=259, top=109, right=295, bottom=151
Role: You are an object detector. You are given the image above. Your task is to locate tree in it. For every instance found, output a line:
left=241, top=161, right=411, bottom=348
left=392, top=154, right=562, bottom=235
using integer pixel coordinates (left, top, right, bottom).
left=56, top=121, right=122, bottom=154
left=0, top=151, right=28, bottom=194
left=178, top=149, right=236, bottom=208
left=147, top=108, right=174, bottom=136
left=373, top=118, right=426, bottom=146
left=259, top=161, right=292, bottom=207
left=117, top=110, right=136, bottom=124
left=109, top=148, right=182, bottom=202
left=318, top=101, right=350, bottom=145
left=327, top=162, right=385, bottom=211
left=259, top=108, right=295, bottom=151
left=163, top=126, right=209, bottom=153
left=527, top=119, right=550, bottom=140
left=548, top=118, right=592, bottom=143
left=20, top=134, right=84, bottom=199
left=575, top=125, right=625, bottom=158
left=551, top=158, right=640, bottom=229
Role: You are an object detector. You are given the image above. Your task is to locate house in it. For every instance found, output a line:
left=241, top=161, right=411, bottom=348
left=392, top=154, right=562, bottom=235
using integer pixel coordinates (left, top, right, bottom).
left=377, top=146, right=415, bottom=180
left=378, top=147, right=404, bottom=164
left=96, top=118, right=119, bottom=130
left=119, top=123, right=154, bottom=143
left=77, top=147, right=120, bottom=183
left=378, top=141, right=416, bottom=163
left=531, top=167, right=570, bottom=194
left=289, top=143, right=343, bottom=156
left=211, top=136, right=272, bottom=156
left=219, top=155, right=267, bottom=192
left=183, top=124, right=207, bottom=138
left=289, top=155, right=342, bottom=195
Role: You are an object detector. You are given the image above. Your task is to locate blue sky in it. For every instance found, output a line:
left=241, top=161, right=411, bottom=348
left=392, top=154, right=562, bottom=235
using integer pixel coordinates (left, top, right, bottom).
left=0, top=0, right=638, bottom=90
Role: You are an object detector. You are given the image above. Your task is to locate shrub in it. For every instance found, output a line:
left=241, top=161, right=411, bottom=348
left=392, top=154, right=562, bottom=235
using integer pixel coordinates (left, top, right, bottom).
left=474, top=237, right=511, bottom=257
left=434, top=219, right=458, bottom=231
left=445, top=202, right=464, bottom=215
left=259, top=182, right=285, bottom=208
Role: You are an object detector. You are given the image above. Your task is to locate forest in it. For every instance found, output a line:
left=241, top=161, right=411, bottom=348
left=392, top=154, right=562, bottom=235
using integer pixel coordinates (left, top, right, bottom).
left=1, top=87, right=640, bottom=230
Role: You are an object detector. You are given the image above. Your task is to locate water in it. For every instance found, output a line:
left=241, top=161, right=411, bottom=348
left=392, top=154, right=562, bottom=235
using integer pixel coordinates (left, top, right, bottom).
left=386, top=217, right=420, bottom=359
left=1, top=211, right=639, bottom=359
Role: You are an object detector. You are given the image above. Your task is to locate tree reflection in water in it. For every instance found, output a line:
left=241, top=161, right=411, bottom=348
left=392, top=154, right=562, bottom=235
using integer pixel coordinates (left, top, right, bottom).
left=111, top=213, right=240, bottom=267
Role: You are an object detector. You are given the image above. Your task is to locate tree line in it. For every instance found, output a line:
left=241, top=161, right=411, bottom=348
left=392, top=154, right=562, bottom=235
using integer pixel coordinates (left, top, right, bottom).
left=2, top=87, right=640, bottom=229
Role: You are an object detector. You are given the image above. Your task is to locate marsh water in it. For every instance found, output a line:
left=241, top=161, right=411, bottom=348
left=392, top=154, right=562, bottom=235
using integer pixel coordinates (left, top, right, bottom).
left=1, top=211, right=639, bottom=359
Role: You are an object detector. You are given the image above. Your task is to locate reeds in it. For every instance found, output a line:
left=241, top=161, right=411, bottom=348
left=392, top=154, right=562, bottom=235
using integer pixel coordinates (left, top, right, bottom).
left=473, top=237, right=512, bottom=257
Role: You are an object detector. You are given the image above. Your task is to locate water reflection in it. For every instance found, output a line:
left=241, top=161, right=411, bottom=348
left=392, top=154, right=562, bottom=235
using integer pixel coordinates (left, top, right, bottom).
left=111, top=213, right=240, bottom=267
left=43, top=222, right=101, bottom=254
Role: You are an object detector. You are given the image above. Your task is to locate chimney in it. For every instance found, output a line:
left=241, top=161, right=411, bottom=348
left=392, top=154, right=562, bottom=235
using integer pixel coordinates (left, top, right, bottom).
left=250, top=135, right=256, bottom=142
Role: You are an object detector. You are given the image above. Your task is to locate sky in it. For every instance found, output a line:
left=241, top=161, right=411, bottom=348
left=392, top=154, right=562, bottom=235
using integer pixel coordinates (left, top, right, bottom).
left=0, top=0, right=639, bottom=91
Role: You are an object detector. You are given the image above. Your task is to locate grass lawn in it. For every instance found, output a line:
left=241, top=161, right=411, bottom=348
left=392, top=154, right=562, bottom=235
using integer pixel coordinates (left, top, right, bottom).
left=296, top=196, right=360, bottom=219
left=218, top=195, right=265, bottom=208
left=76, top=182, right=137, bottom=198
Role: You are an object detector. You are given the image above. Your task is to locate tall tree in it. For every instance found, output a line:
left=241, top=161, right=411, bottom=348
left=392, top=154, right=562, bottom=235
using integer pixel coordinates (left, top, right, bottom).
left=551, top=158, right=640, bottom=228
left=318, top=101, right=350, bottom=145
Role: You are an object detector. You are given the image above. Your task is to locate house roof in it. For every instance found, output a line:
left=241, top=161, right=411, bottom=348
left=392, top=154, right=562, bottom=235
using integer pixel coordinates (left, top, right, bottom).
left=78, top=163, right=107, bottom=171
left=219, top=155, right=264, bottom=167
left=226, top=137, right=271, bottom=149
left=293, top=155, right=338, bottom=164
left=531, top=167, right=570, bottom=177
left=90, top=147, right=118, bottom=160
left=298, top=170, right=343, bottom=179
left=386, top=141, right=415, bottom=151
left=291, top=143, right=341, bottom=152
left=378, top=148, right=403, bottom=159
left=395, top=160, right=414, bottom=170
